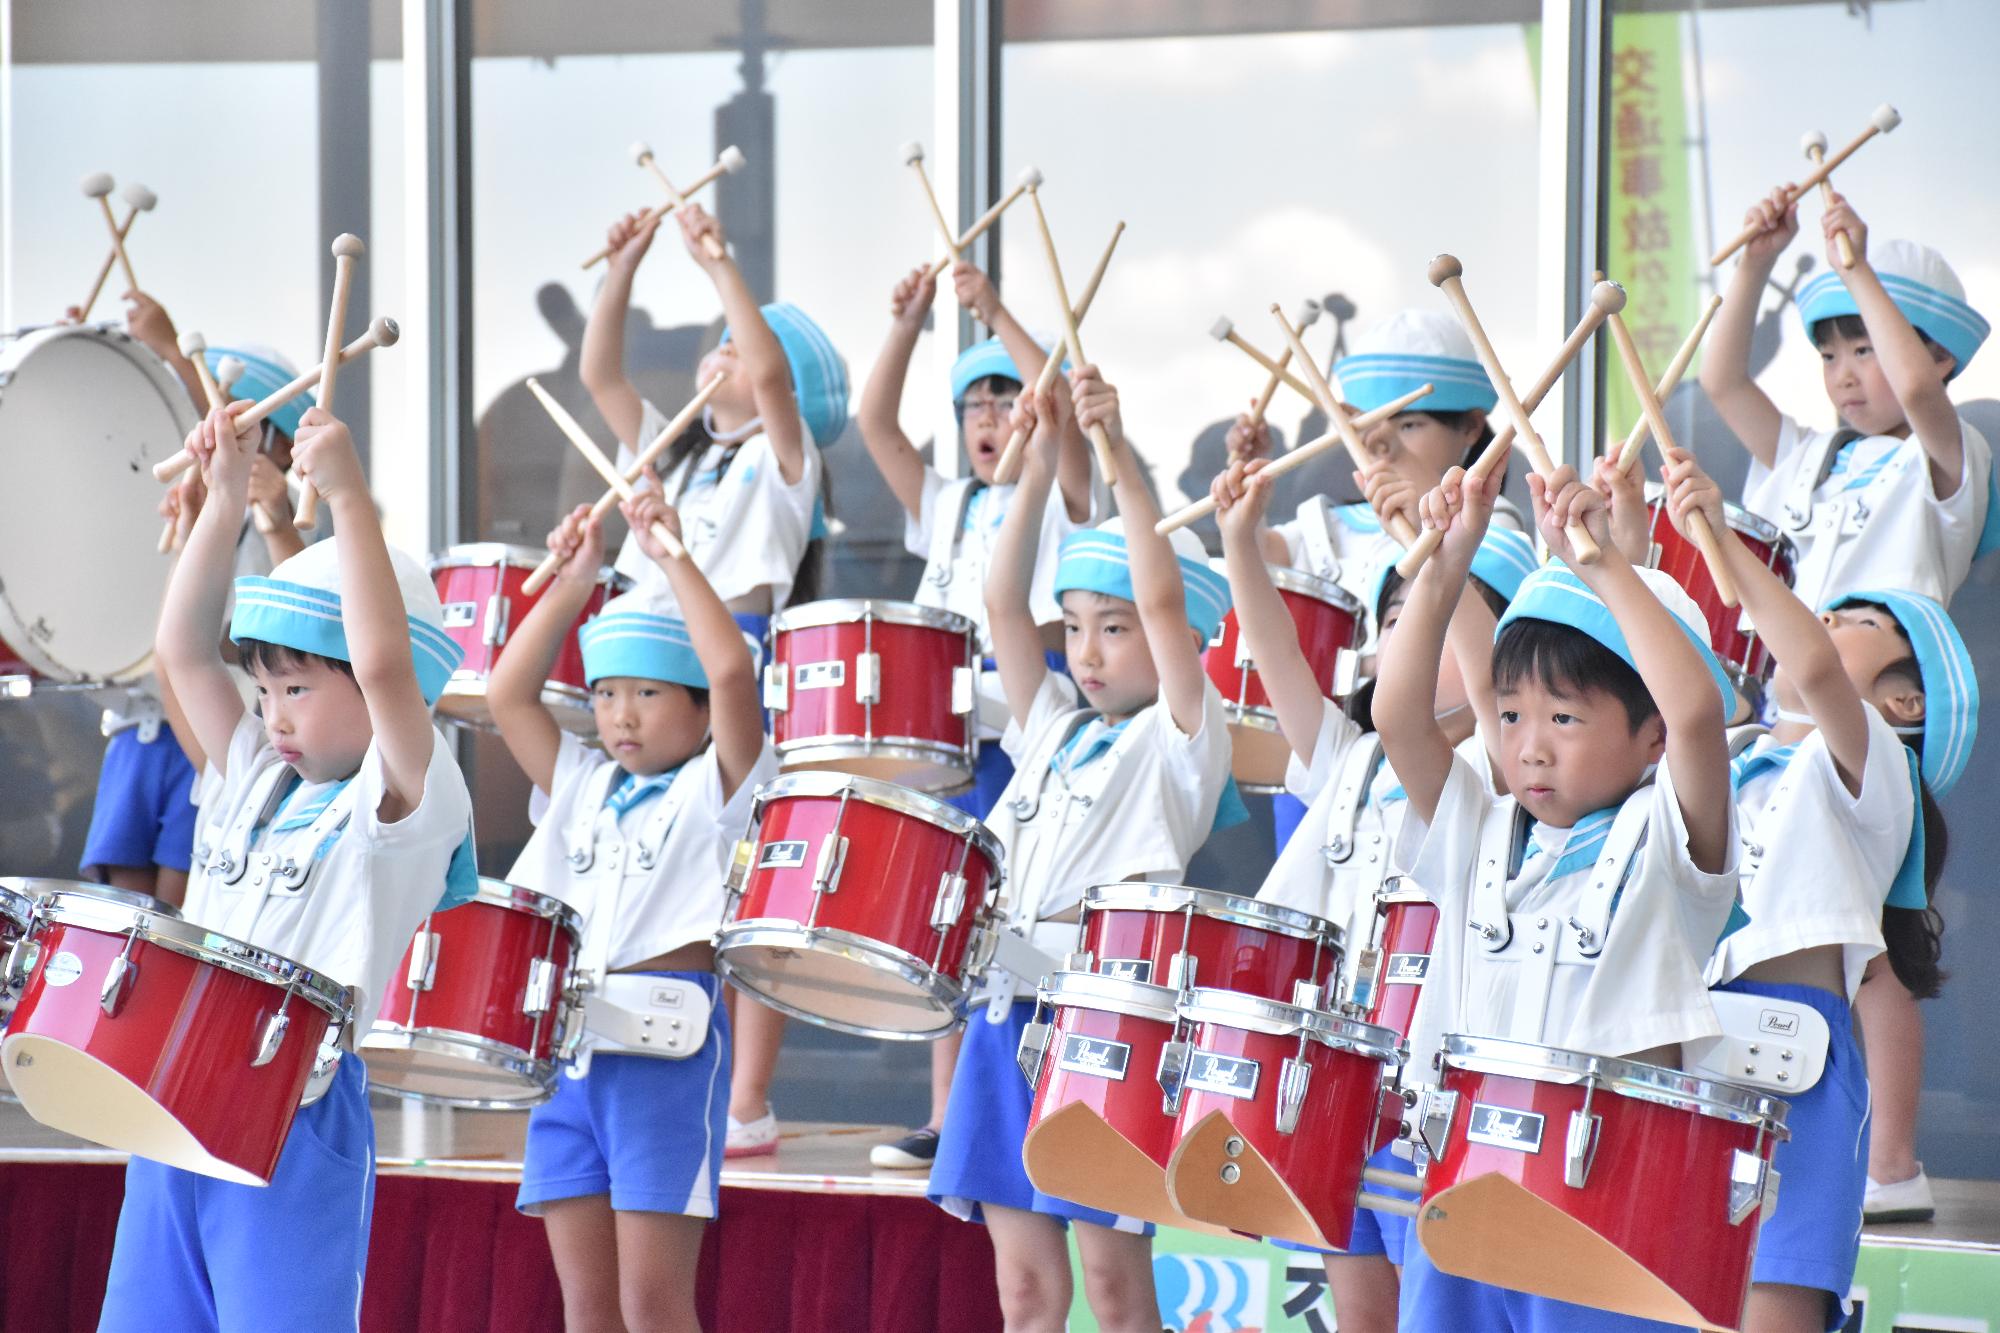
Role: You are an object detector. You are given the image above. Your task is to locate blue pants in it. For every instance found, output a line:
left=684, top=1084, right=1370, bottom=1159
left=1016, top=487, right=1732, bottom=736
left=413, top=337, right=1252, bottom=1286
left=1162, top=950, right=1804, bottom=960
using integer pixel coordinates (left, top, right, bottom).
left=1271, top=791, right=1308, bottom=856
left=517, top=972, right=731, bottom=1218
left=944, top=743, right=1015, bottom=821
left=98, top=1056, right=375, bottom=1332
left=83, top=724, right=198, bottom=875
left=1722, top=979, right=1868, bottom=1331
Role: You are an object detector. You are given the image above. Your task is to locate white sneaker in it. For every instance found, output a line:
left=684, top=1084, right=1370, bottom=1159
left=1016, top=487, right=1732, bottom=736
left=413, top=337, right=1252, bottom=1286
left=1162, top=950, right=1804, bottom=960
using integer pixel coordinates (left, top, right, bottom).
left=1864, top=1166, right=1935, bottom=1222
left=725, top=1110, right=780, bottom=1159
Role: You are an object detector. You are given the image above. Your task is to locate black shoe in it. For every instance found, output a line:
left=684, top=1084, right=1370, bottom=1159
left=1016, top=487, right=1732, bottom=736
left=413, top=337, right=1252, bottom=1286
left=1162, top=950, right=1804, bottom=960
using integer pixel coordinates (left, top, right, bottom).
left=870, top=1127, right=940, bottom=1169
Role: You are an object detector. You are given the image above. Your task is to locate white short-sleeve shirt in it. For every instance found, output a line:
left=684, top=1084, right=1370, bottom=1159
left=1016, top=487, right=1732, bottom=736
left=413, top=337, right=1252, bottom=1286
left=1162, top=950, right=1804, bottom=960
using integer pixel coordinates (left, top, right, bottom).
left=902, top=468, right=1099, bottom=649
left=985, top=671, right=1232, bottom=939
left=1741, top=413, right=1992, bottom=609
left=186, top=715, right=473, bottom=1035
left=507, top=732, right=777, bottom=973
left=614, top=398, right=823, bottom=611
left=1707, top=707, right=1912, bottom=997
left=1398, top=754, right=1738, bottom=1062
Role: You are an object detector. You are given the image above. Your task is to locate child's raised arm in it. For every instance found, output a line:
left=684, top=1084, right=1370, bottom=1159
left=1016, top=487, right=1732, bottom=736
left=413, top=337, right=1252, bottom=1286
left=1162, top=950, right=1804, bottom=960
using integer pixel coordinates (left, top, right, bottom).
left=579, top=210, right=660, bottom=449
left=1072, top=366, right=1206, bottom=736
left=1700, top=186, right=1796, bottom=467
left=855, top=266, right=939, bottom=520
left=984, top=392, right=1062, bottom=729
left=293, top=408, right=436, bottom=822
left=1214, top=458, right=1323, bottom=763
left=489, top=505, right=604, bottom=795
left=679, top=204, right=807, bottom=484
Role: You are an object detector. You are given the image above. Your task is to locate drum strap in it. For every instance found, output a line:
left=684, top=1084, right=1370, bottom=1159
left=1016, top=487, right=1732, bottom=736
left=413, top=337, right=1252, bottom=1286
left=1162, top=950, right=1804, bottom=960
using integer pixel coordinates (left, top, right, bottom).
left=1726, top=724, right=1770, bottom=761
left=1781, top=427, right=1863, bottom=533
left=566, top=758, right=698, bottom=987
left=1319, top=733, right=1385, bottom=866
left=993, top=704, right=1137, bottom=931
left=922, top=477, right=983, bottom=593
left=209, top=761, right=353, bottom=943
left=1296, top=496, right=1345, bottom=585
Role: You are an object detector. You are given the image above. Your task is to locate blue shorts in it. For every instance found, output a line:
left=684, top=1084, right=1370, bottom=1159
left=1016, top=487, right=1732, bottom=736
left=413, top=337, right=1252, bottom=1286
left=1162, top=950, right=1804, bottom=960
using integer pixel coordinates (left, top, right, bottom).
left=1269, top=1142, right=1416, bottom=1262
left=1721, top=979, right=1867, bottom=1329
left=98, top=1055, right=375, bottom=1332
left=1400, top=1237, right=1689, bottom=1333
left=1271, top=792, right=1308, bottom=856
left=929, top=998, right=1150, bottom=1235
left=82, top=724, right=199, bottom=874
left=517, top=971, right=731, bottom=1218
left=944, top=743, right=1015, bottom=821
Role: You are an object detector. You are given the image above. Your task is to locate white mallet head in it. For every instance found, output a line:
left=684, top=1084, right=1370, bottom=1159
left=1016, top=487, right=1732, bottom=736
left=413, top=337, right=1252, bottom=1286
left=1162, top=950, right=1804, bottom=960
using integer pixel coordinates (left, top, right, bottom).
left=370, top=315, right=402, bottom=347
left=1872, top=103, right=1902, bottom=134
left=81, top=171, right=115, bottom=198
left=177, top=331, right=208, bottom=359
left=719, top=145, right=747, bottom=174
left=331, top=232, right=366, bottom=260
left=900, top=140, right=926, bottom=166
left=1589, top=280, right=1629, bottom=316
left=1801, top=130, right=1830, bottom=158
left=121, top=182, right=158, bottom=212
left=1017, top=165, right=1045, bottom=191
left=1297, top=298, right=1324, bottom=327
left=630, top=140, right=654, bottom=165
left=216, top=356, right=247, bottom=393
left=1208, top=316, right=1234, bottom=342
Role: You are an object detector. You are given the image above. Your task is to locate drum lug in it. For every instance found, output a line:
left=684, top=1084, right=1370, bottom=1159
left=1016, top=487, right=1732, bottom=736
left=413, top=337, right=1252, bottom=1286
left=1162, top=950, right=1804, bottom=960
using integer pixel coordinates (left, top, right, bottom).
left=99, top=930, right=141, bottom=1018
left=405, top=930, right=440, bottom=991
left=1166, top=951, right=1198, bottom=992
left=950, top=666, right=975, bottom=716
left=1275, top=1056, right=1312, bottom=1134
left=1333, top=648, right=1360, bottom=699
left=1289, top=979, right=1323, bottom=1011
left=1017, top=1017, right=1052, bottom=1088
left=761, top=662, right=789, bottom=712
left=929, top=872, right=967, bottom=932
left=1157, top=1038, right=1191, bottom=1115
left=1231, top=634, right=1252, bottom=670
left=1063, top=950, right=1095, bottom=973
left=855, top=653, right=881, bottom=705
left=812, top=834, right=850, bottom=896
left=252, top=1004, right=291, bottom=1068
left=724, top=836, right=756, bottom=898
left=524, top=958, right=558, bottom=1016
left=1563, top=1109, right=1602, bottom=1189
left=1728, top=1149, right=1774, bottom=1226
left=1416, top=1088, right=1459, bottom=1165
left=482, top=590, right=511, bottom=647
left=1350, top=946, right=1381, bottom=1010
left=4, top=936, right=40, bottom=992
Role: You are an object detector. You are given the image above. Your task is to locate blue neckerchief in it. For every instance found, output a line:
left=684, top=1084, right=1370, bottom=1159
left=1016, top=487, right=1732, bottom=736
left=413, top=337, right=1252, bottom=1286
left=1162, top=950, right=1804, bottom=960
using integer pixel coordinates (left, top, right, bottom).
left=263, top=767, right=480, bottom=913
left=1521, top=806, right=1619, bottom=884
left=1716, top=899, right=1753, bottom=946
left=438, top=829, right=479, bottom=912
left=269, top=774, right=346, bottom=833
left=1730, top=742, right=1800, bottom=792
left=961, top=483, right=1004, bottom=534
left=1212, top=775, right=1250, bottom=834
left=605, top=764, right=684, bottom=817
left=1887, top=745, right=1929, bottom=911
left=1335, top=502, right=1382, bottom=533
left=1056, top=717, right=1129, bottom=776
left=810, top=494, right=829, bottom=541
left=1826, top=436, right=1901, bottom=494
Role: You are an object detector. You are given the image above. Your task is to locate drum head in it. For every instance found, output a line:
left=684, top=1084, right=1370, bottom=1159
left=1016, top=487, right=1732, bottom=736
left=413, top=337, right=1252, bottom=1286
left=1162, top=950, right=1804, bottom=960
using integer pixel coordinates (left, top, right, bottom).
left=0, top=326, right=194, bottom=682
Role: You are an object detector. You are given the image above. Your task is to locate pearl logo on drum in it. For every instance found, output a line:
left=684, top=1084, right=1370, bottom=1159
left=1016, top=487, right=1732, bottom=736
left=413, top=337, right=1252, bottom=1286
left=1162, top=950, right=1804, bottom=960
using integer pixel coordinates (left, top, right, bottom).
left=42, top=951, right=83, bottom=988
left=1467, top=1102, right=1545, bottom=1153
left=757, top=840, right=808, bottom=870
left=793, top=660, right=845, bottom=691
left=1385, top=953, right=1430, bottom=983
left=1056, top=1033, right=1131, bottom=1080
left=1097, top=957, right=1153, bottom=984
left=1185, top=1051, right=1260, bottom=1100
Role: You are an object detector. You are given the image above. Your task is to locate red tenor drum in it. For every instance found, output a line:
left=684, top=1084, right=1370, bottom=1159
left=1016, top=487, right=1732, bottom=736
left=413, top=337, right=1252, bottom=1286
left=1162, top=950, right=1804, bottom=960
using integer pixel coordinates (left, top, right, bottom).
left=430, top=544, right=631, bottom=735
left=719, top=772, right=1002, bottom=1039
left=1166, top=988, right=1403, bottom=1249
left=1346, top=876, right=1440, bottom=1042
left=1644, top=484, right=1796, bottom=694
left=1016, top=970, right=1219, bottom=1230
left=2, top=886, right=350, bottom=1185
left=1074, top=882, right=1341, bottom=1003
left=1414, top=1035, right=1787, bottom=1332
left=764, top=599, right=979, bottom=794
left=1204, top=564, right=1363, bottom=792
left=363, top=878, right=584, bottom=1108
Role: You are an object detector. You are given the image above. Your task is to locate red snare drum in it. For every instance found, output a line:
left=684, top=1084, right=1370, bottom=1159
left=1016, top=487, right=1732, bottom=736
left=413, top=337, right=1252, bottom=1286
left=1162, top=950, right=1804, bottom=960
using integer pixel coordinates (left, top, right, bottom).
left=1165, top=988, right=1402, bottom=1249
left=1644, top=484, right=1796, bottom=692
left=363, top=878, right=583, bottom=1108
left=430, top=543, right=631, bottom=735
left=719, top=772, right=1002, bottom=1039
left=764, top=599, right=979, bottom=793
left=1204, top=564, right=1363, bottom=792
left=1348, top=877, right=1440, bottom=1042
left=1076, top=882, right=1340, bottom=1004
left=1415, top=1035, right=1787, bottom=1331
left=2, top=887, right=350, bottom=1185
left=1017, top=970, right=1207, bottom=1228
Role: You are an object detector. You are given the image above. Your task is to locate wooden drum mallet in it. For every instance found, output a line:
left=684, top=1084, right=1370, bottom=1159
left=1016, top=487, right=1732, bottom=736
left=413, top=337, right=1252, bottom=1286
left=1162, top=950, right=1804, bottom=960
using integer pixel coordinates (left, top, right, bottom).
left=1209, top=318, right=1321, bottom=410
left=81, top=172, right=140, bottom=295
left=1025, top=183, right=1118, bottom=479
left=1248, top=299, right=1322, bottom=431
left=1395, top=280, right=1627, bottom=578
left=215, top=355, right=247, bottom=398
left=1613, top=294, right=1724, bottom=474
left=1801, top=131, right=1856, bottom=270
left=78, top=182, right=156, bottom=322
left=1710, top=104, right=1899, bottom=267
left=902, top=142, right=965, bottom=268
left=294, top=234, right=366, bottom=528
left=1428, top=254, right=1599, bottom=562
left=526, top=378, right=688, bottom=561
left=1605, top=310, right=1739, bottom=607
left=519, top=371, right=730, bottom=594
left=992, top=219, right=1127, bottom=486
left=583, top=145, right=746, bottom=269
left=927, top=167, right=1042, bottom=281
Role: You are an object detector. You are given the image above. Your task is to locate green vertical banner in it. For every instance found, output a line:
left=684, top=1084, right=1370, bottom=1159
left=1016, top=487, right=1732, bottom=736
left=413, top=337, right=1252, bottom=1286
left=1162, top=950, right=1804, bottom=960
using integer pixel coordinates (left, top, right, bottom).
left=1604, top=13, right=1698, bottom=455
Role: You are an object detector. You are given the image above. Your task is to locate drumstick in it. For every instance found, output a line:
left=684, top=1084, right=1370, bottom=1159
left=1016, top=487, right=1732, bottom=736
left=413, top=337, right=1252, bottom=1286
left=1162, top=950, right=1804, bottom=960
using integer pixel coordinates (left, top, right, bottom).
left=1268, top=304, right=1422, bottom=549
left=526, top=378, right=688, bottom=560
left=991, top=219, right=1127, bottom=486
left=293, top=233, right=365, bottom=529
left=901, top=141, right=964, bottom=267
left=151, top=319, right=401, bottom=482
left=520, top=371, right=730, bottom=594
left=1800, top=132, right=1856, bottom=270
left=1209, top=318, right=1320, bottom=409
left=81, top=173, right=140, bottom=295
left=631, top=141, right=730, bottom=261
left=178, top=337, right=279, bottom=536
left=76, top=183, right=155, bottom=322
left=1396, top=282, right=1627, bottom=577
left=1025, top=183, right=1118, bottom=479
left=214, top=355, right=247, bottom=398
left=1615, top=294, right=1724, bottom=473
left=1153, top=383, right=1432, bottom=535
left=1248, top=299, right=1322, bottom=430
left=1710, top=104, right=1899, bottom=267
left=926, top=167, right=1042, bottom=281
left=1605, top=311, right=1739, bottom=608
left=1428, top=254, right=1598, bottom=562
left=582, top=145, right=746, bottom=268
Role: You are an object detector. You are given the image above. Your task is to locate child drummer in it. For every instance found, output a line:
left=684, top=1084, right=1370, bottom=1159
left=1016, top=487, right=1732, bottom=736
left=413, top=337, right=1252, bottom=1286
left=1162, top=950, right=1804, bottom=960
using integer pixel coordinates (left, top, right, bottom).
left=489, top=487, right=777, bottom=1332
left=926, top=368, right=1235, bottom=1329
left=1378, top=462, right=1741, bottom=1330
left=99, top=403, right=475, bottom=1329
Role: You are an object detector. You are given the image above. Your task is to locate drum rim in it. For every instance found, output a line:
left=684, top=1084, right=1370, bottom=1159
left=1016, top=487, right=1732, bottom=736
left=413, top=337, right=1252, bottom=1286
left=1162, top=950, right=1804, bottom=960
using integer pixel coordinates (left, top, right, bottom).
left=751, top=771, right=1005, bottom=869
left=770, top=598, right=976, bottom=637
left=772, top=737, right=977, bottom=792
left=1037, top=968, right=1181, bottom=1022
left=715, top=920, right=967, bottom=1042
left=1180, top=985, right=1403, bottom=1062
left=1439, top=1033, right=1789, bottom=1129
left=467, top=877, right=584, bottom=936
left=31, top=891, right=352, bottom=1022
left=1082, top=882, right=1341, bottom=949
left=1262, top=562, right=1366, bottom=615
left=359, top=1024, right=557, bottom=1109
left=1, top=877, right=181, bottom=920
left=428, top=542, right=629, bottom=585
left=1642, top=482, right=1793, bottom=553
left=1373, top=879, right=1437, bottom=909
